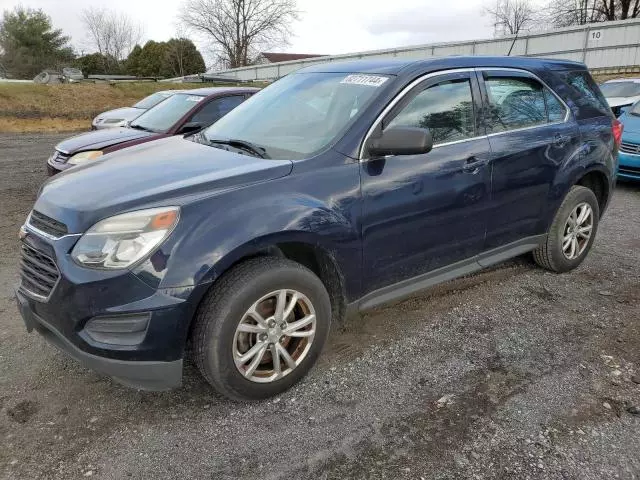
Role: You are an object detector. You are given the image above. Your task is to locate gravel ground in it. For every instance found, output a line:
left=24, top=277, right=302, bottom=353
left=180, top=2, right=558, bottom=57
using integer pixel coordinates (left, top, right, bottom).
left=0, top=133, right=639, bottom=480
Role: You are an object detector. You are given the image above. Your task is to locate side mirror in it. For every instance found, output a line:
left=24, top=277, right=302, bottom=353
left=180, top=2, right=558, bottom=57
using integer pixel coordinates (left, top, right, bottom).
left=367, top=126, right=433, bottom=157
left=179, top=121, right=204, bottom=134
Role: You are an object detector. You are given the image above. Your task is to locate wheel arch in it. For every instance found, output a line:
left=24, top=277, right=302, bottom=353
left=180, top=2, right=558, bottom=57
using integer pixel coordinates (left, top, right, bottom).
left=545, top=164, right=612, bottom=232
left=189, top=232, right=349, bottom=333
left=573, top=168, right=611, bottom=214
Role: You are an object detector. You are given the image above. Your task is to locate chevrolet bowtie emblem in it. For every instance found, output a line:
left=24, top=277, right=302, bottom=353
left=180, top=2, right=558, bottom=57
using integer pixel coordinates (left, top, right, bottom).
left=19, top=225, right=28, bottom=241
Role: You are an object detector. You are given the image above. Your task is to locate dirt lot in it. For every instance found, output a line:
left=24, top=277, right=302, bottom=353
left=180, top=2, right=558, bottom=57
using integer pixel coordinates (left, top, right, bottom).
left=0, top=133, right=639, bottom=480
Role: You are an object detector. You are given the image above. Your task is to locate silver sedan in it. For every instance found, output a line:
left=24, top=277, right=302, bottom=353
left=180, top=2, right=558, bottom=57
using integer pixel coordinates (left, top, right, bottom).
left=91, top=90, right=181, bottom=129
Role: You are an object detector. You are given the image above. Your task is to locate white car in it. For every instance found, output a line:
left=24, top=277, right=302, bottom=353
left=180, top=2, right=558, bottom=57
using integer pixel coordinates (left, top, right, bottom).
left=600, top=78, right=640, bottom=116
left=91, top=90, right=181, bottom=129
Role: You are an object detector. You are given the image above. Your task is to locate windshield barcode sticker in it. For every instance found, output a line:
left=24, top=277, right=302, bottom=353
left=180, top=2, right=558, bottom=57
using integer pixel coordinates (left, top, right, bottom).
left=341, top=75, right=388, bottom=87
left=186, top=96, right=204, bottom=102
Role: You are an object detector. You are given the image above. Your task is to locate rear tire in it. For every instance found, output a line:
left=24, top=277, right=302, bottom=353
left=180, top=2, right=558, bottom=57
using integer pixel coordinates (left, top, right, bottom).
left=533, top=185, right=599, bottom=273
left=192, top=256, right=331, bottom=401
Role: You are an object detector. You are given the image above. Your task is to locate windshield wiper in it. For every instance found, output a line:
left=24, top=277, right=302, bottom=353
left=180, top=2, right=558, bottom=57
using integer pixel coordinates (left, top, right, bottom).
left=129, top=124, right=154, bottom=132
left=206, top=138, right=270, bottom=159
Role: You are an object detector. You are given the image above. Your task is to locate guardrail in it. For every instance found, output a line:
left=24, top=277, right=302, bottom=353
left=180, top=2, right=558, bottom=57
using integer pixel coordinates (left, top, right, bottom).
left=0, top=79, right=32, bottom=83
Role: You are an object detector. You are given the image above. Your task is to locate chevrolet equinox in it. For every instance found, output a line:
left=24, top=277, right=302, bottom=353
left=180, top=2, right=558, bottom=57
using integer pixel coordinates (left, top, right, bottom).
left=16, top=57, right=620, bottom=401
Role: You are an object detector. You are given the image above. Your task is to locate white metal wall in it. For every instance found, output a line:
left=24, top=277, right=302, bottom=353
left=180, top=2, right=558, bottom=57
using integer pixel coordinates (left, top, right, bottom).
left=209, top=18, right=640, bottom=81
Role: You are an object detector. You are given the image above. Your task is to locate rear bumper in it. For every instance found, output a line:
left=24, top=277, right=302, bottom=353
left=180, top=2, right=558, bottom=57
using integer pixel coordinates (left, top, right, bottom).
left=617, top=151, right=640, bottom=180
left=16, top=288, right=183, bottom=390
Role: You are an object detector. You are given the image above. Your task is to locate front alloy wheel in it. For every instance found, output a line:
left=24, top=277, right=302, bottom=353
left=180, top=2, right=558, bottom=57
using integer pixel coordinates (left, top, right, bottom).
left=233, top=289, right=316, bottom=383
left=192, top=257, right=331, bottom=401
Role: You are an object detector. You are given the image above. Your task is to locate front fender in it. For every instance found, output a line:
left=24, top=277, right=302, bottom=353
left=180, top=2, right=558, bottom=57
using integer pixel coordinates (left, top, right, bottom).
left=133, top=161, right=362, bottom=299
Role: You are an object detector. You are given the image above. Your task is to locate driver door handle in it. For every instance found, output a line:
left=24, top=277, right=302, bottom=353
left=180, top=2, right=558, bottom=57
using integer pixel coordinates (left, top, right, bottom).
left=462, top=156, right=487, bottom=174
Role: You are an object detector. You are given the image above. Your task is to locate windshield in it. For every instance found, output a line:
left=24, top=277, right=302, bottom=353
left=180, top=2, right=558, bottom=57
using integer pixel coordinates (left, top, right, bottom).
left=600, top=81, right=640, bottom=98
left=202, top=72, right=390, bottom=159
left=130, top=93, right=204, bottom=133
left=133, top=91, right=175, bottom=110
left=630, top=101, right=640, bottom=116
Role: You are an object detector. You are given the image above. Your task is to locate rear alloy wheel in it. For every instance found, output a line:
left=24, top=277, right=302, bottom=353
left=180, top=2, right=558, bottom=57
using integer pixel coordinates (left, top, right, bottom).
left=560, top=202, right=594, bottom=260
left=533, top=185, right=600, bottom=273
left=192, top=257, right=331, bottom=401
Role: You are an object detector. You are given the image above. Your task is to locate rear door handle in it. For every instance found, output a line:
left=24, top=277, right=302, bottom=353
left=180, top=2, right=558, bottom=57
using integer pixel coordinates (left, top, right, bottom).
left=553, top=134, right=571, bottom=147
left=462, top=156, right=487, bottom=174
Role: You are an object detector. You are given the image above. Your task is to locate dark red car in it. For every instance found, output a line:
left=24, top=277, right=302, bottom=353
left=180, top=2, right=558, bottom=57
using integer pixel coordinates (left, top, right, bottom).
left=47, top=87, right=259, bottom=175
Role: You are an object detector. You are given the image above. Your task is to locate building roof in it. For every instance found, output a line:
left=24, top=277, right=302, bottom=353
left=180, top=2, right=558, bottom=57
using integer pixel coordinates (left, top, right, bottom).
left=260, top=52, right=327, bottom=63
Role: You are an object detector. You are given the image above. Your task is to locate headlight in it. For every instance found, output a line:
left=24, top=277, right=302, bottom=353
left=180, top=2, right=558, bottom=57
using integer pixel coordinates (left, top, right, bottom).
left=67, top=151, right=103, bottom=166
left=71, top=207, right=180, bottom=269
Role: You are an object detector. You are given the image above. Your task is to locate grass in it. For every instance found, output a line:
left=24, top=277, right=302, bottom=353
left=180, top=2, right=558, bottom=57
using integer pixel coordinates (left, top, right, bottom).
left=0, top=117, right=90, bottom=133
left=0, top=82, right=253, bottom=133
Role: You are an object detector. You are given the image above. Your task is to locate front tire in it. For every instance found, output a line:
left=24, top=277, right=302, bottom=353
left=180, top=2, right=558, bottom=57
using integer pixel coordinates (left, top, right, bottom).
left=533, top=185, right=600, bottom=273
left=192, top=257, right=331, bottom=401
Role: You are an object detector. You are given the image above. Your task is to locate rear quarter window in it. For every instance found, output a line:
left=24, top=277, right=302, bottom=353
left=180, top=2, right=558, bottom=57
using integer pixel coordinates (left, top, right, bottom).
left=560, top=70, right=611, bottom=119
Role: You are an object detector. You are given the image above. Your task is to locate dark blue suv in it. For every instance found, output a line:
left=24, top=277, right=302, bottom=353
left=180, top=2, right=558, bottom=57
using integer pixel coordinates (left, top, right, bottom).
left=16, top=57, right=620, bottom=401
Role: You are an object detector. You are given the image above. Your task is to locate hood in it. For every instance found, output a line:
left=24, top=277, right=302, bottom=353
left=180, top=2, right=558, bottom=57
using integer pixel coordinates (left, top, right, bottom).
left=620, top=111, right=640, bottom=135
left=36, top=136, right=293, bottom=233
left=55, top=128, right=156, bottom=154
left=93, top=106, right=144, bottom=124
left=606, top=96, right=640, bottom=108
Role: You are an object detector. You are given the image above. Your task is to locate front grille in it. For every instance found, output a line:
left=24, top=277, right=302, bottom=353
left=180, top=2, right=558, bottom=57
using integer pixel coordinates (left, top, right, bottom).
left=19, top=242, right=60, bottom=300
left=619, top=165, right=640, bottom=175
left=620, top=141, right=640, bottom=155
left=29, top=211, right=68, bottom=238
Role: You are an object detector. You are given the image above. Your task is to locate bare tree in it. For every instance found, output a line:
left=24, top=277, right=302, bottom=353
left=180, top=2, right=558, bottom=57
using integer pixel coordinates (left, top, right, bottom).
left=545, top=0, right=640, bottom=26
left=167, top=26, right=188, bottom=77
left=179, top=0, right=299, bottom=69
left=81, top=7, right=144, bottom=70
left=545, top=0, right=599, bottom=26
left=485, top=0, right=538, bottom=36
left=598, top=0, right=640, bottom=19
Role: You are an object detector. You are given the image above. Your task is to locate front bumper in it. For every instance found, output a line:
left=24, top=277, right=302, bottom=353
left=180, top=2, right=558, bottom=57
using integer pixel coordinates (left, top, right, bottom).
left=16, top=289, right=183, bottom=390
left=47, top=157, right=73, bottom=176
left=15, top=230, right=204, bottom=390
left=617, top=151, right=640, bottom=180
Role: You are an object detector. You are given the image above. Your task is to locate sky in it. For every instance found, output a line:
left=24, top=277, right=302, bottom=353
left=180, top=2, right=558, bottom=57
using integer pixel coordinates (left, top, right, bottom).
left=3, top=0, right=515, bottom=67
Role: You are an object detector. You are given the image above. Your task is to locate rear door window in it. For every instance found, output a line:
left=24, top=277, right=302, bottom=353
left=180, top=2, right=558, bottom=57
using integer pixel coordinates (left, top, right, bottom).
left=544, top=89, right=567, bottom=122
left=484, top=72, right=567, bottom=133
left=483, top=75, right=567, bottom=133
left=485, top=77, right=545, bottom=132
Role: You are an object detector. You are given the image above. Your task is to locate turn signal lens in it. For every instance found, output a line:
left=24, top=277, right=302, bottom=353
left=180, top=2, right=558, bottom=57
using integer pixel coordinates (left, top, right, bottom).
left=151, top=210, right=178, bottom=230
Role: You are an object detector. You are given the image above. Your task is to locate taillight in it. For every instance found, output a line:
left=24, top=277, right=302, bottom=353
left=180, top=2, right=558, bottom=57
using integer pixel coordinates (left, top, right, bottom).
left=613, top=118, right=623, bottom=148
